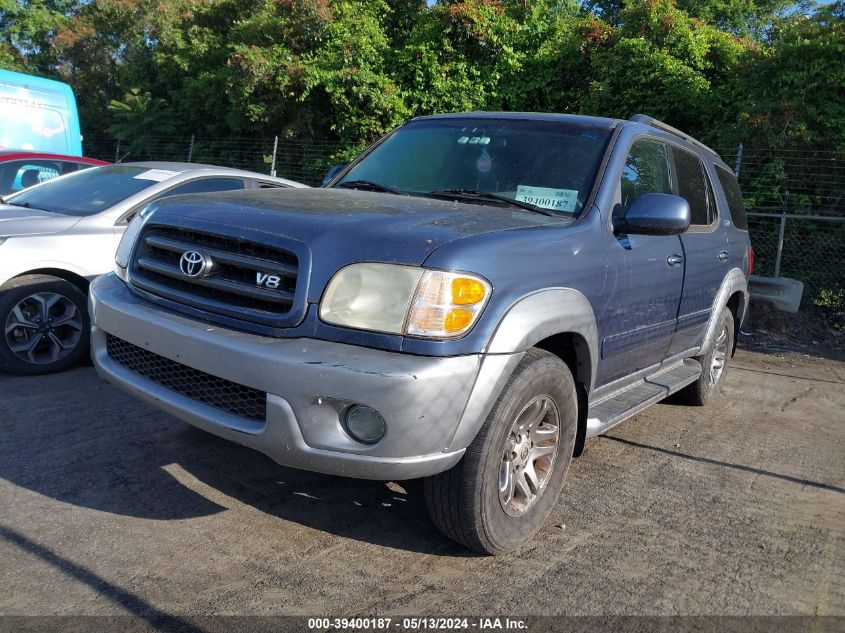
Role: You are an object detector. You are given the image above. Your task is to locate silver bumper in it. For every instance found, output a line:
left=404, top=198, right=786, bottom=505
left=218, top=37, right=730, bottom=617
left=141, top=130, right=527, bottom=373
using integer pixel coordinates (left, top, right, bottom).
left=90, top=274, right=520, bottom=480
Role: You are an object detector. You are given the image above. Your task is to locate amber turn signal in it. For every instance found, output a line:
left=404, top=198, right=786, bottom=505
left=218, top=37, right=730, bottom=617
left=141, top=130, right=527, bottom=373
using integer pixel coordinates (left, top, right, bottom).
left=451, top=278, right=487, bottom=305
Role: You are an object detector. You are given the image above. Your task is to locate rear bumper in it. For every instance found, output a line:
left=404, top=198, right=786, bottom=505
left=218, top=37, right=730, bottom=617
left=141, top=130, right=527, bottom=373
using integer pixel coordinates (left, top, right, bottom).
left=90, top=273, right=518, bottom=479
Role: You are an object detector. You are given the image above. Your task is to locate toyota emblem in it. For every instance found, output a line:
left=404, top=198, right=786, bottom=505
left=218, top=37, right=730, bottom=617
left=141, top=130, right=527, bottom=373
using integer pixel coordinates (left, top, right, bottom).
left=179, top=251, right=208, bottom=278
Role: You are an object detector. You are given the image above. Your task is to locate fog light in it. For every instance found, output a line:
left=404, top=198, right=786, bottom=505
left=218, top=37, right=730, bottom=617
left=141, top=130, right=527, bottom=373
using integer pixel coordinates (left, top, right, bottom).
left=345, top=405, right=386, bottom=444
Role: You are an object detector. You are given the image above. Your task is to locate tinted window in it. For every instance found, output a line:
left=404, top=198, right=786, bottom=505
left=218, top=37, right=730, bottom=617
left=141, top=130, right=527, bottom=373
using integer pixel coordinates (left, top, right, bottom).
left=715, top=165, right=748, bottom=230
left=61, top=161, right=99, bottom=175
left=4, top=165, right=165, bottom=216
left=164, top=178, right=244, bottom=196
left=0, top=160, right=63, bottom=194
left=673, top=148, right=712, bottom=226
left=620, top=140, right=671, bottom=210
left=338, top=118, right=612, bottom=216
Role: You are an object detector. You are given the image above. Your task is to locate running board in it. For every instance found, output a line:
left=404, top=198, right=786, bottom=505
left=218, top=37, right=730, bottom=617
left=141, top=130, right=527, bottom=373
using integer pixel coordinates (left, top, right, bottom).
left=585, top=359, right=702, bottom=437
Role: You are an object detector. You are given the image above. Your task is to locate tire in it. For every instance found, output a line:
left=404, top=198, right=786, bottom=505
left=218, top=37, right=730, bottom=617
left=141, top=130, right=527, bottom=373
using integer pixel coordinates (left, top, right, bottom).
left=424, top=348, right=578, bottom=555
left=0, top=275, right=90, bottom=375
left=678, top=306, right=734, bottom=406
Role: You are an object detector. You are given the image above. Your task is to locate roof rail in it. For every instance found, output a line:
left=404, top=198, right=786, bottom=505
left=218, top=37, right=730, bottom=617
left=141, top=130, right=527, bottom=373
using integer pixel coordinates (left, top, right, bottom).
left=629, top=114, right=720, bottom=159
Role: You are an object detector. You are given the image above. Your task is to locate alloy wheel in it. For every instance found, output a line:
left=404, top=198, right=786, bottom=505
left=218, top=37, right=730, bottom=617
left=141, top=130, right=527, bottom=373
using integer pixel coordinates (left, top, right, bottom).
left=4, top=292, right=83, bottom=365
left=709, top=326, right=728, bottom=386
left=498, top=395, right=560, bottom=517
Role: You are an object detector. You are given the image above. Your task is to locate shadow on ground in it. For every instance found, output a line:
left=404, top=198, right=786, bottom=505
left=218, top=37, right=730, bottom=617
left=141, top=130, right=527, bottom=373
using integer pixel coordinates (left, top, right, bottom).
left=0, top=369, right=470, bottom=556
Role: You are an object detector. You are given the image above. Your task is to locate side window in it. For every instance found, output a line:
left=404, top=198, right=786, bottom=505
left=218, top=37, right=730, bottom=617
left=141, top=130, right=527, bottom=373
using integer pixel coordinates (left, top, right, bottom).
left=673, top=148, right=713, bottom=226
left=61, top=161, right=97, bottom=175
left=164, top=178, right=245, bottom=196
left=620, top=139, right=671, bottom=210
left=11, top=161, right=62, bottom=192
left=715, top=166, right=748, bottom=231
left=258, top=182, right=285, bottom=189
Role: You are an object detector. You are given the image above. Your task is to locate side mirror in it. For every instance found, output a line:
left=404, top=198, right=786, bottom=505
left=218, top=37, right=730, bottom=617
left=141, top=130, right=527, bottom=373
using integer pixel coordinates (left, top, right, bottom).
left=614, top=193, right=690, bottom=236
left=321, top=164, right=347, bottom=187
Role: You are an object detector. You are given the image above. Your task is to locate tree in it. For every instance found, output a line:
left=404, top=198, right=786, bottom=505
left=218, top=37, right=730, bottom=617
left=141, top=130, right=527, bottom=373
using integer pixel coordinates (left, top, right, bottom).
left=723, top=1, right=845, bottom=151
left=583, top=0, right=796, bottom=35
left=0, top=0, right=76, bottom=73
left=575, top=0, right=750, bottom=139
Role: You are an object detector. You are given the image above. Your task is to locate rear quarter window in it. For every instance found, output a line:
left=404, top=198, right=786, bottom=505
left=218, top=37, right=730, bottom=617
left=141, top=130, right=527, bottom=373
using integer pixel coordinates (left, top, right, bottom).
left=673, top=148, right=714, bottom=226
left=164, top=177, right=245, bottom=196
left=715, top=165, right=748, bottom=231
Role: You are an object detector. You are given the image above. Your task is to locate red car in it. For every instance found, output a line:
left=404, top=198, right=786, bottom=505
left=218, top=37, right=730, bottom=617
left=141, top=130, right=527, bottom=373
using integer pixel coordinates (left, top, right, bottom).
left=0, top=151, right=109, bottom=196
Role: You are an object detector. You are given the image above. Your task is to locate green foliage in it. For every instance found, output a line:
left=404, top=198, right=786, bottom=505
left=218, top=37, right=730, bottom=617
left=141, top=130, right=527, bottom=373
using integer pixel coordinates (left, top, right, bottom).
left=585, top=0, right=796, bottom=34
left=397, top=0, right=523, bottom=114
left=0, top=0, right=841, bottom=159
left=725, top=2, right=845, bottom=152
left=0, top=0, right=76, bottom=72
left=107, top=88, right=177, bottom=145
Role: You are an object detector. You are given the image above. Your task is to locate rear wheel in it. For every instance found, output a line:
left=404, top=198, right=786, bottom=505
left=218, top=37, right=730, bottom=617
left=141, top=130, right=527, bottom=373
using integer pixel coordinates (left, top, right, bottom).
left=678, top=307, right=734, bottom=406
left=0, top=275, right=90, bottom=375
left=424, top=348, right=577, bottom=554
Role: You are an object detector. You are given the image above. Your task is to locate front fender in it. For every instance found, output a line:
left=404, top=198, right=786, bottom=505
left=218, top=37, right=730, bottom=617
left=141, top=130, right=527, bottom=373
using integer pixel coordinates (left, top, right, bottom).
left=0, top=260, right=97, bottom=289
left=485, top=287, right=598, bottom=390
left=445, top=288, right=598, bottom=452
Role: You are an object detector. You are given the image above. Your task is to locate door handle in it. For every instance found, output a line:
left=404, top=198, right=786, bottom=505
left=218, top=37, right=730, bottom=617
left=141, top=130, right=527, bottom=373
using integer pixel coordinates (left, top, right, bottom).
left=718, top=250, right=730, bottom=262
left=667, top=253, right=684, bottom=267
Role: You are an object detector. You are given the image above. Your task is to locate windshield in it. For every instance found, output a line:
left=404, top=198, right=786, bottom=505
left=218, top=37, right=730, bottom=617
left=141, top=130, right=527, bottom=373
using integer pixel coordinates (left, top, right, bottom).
left=3, top=165, right=173, bottom=216
left=336, top=118, right=612, bottom=216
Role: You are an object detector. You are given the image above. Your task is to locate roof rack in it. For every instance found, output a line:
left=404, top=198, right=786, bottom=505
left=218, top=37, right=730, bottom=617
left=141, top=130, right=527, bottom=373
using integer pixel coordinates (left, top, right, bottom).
left=629, top=114, right=720, bottom=159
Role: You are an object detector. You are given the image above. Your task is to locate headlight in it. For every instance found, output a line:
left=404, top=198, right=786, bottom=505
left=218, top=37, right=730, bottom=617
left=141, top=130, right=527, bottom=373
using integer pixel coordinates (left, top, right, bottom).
left=320, top=263, right=424, bottom=334
left=320, top=263, right=490, bottom=339
left=114, top=208, right=153, bottom=274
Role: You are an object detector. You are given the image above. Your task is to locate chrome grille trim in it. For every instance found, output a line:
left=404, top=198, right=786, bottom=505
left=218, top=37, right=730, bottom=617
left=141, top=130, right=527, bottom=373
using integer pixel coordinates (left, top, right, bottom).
left=136, top=257, right=295, bottom=303
left=129, top=224, right=302, bottom=328
left=143, top=235, right=298, bottom=278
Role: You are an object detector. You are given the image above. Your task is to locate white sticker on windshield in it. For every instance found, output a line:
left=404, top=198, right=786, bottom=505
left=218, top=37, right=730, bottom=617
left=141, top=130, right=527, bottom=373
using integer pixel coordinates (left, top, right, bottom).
left=515, top=185, right=578, bottom=213
left=133, top=169, right=179, bottom=182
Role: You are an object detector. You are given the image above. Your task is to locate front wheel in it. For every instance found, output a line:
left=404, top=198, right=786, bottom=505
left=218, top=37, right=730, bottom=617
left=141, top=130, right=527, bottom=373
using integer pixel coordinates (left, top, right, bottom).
left=0, top=275, right=90, bottom=375
left=424, top=348, right=577, bottom=555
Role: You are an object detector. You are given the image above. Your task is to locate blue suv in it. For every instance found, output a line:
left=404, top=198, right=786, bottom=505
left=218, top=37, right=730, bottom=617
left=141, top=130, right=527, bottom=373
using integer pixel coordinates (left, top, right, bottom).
left=89, top=112, right=753, bottom=554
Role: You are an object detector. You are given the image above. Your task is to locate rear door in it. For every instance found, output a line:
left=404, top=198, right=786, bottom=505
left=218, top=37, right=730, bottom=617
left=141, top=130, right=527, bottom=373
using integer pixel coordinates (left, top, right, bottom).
left=597, top=138, right=685, bottom=385
left=667, top=146, right=729, bottom=355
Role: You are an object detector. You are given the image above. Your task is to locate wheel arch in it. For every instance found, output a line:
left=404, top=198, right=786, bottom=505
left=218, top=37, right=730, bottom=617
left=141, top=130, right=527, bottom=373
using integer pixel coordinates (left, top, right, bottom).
left=700, top=268, right=748, bottom=358
left=533, top=332, right=592, bottom=457
left=1, top=268, right=92, bottom=294
left=448, top=288, right=598, bottom=456
left=726, top=290, right=746, bottom=357
left=485, top=287, right=598, bottom=391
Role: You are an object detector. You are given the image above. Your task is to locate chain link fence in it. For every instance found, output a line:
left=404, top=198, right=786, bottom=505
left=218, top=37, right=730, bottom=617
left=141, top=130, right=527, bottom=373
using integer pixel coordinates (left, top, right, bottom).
left=716, top=146, right=845, bottom=315
left=84, top=134, right=347, bottom=187
left=82, top=135, right=844, bottom=315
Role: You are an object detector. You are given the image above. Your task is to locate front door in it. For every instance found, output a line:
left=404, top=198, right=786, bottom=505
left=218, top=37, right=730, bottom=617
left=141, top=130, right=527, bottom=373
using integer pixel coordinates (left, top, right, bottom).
left=597, top=138, right=685, bottom=386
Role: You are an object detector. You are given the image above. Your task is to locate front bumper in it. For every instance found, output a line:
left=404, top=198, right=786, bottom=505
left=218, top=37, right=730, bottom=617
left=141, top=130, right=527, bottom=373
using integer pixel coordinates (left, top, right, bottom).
left=90, top=274, right=519, bottom=480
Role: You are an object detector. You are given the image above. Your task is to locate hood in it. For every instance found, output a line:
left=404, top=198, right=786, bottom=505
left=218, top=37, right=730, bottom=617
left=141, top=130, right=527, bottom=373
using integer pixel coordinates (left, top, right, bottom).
left=0, top=205, right=81, bottom=237
left=150, top=187, right=566, bottom=267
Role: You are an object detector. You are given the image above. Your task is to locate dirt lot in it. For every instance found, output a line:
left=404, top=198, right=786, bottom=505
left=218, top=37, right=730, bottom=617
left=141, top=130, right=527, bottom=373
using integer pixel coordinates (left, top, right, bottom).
left=1, top=345, right=843, bottom=619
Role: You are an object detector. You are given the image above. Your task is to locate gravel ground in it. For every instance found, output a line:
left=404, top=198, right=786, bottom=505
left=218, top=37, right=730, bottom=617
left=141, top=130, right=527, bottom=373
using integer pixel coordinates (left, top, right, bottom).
left=0, top=346, right=843, bottom=619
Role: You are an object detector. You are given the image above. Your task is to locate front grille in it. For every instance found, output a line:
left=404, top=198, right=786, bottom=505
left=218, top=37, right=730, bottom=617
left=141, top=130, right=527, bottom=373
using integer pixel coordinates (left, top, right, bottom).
left=129, top=224, right=300, bottom=328
left=106, top=335, right=267, bottom=422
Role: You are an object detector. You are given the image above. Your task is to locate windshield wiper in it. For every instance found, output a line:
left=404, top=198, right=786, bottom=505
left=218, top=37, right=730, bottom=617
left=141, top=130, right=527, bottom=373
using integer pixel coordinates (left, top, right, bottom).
left=426, top=189, right=558, bottom=217
left=3, top=201, right=35, bottom=210
left=2, top=200, right=59, bottom=213
left=337, top=180, right=406, bottom=195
